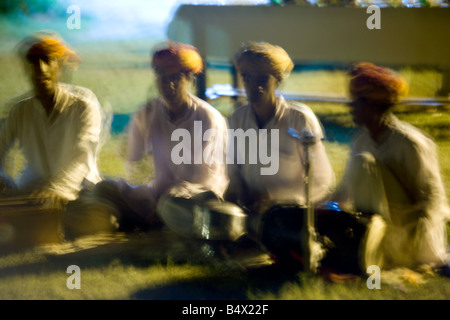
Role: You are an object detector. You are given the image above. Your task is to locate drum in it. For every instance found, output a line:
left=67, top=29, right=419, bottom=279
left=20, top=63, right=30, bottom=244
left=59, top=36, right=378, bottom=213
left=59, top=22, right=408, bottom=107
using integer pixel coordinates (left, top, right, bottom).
left=258, top=202, right=370, bottom=274
left=0, top=196, right=63, bottom=254
left=157, top=195, right=248, bottom=241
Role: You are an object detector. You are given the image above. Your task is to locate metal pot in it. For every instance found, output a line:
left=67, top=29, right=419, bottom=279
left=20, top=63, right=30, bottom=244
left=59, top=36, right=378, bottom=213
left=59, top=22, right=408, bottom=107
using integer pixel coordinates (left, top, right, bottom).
left=157, top=195, right=248, bottom=241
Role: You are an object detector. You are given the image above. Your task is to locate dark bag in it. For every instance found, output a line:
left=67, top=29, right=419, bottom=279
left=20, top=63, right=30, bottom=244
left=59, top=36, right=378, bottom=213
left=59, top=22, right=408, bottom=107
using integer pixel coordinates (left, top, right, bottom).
left=259, top=202, right=369, bottom=274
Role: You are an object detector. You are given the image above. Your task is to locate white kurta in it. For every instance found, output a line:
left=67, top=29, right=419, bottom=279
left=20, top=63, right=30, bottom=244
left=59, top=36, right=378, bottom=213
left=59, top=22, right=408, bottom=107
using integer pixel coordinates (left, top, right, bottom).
left=0, top=83, right=102, bottom=200
left=342, top=113, right=449, bottom=269
left=227, top=96, right=335, bottom=213
left=126, top=93, right=229, bottom=200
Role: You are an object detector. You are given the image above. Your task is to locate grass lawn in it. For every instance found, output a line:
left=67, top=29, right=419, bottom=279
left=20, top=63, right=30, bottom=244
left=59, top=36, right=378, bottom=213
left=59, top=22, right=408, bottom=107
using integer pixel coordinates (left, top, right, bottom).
left=0, top=18, right=449, bottom=301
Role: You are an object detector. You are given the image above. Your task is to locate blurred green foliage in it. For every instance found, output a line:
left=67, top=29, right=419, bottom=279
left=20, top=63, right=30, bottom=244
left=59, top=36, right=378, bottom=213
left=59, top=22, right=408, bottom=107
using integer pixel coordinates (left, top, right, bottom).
left=0, top=0, right=64, bottom=16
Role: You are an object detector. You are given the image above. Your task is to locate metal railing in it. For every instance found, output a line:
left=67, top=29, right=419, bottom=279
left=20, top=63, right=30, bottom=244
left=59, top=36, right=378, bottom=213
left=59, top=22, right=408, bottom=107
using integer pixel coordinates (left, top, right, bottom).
left=205, top=84, right=450, bottom=106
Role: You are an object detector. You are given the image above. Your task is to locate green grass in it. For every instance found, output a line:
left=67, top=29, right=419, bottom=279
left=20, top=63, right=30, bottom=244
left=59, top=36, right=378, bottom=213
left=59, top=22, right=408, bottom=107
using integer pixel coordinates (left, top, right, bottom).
left=1, top=232, right=449, bottom=300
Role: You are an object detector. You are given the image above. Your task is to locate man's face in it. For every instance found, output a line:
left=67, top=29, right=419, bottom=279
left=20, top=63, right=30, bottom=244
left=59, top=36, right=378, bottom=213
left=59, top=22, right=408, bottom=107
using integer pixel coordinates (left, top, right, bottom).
left=156, top=70, right=190, bottom=104
left=349, top=98, right=373, bottom=127
left=28, top=55, right=61, bottom=97
left=240, top=70, right=279, bottom=105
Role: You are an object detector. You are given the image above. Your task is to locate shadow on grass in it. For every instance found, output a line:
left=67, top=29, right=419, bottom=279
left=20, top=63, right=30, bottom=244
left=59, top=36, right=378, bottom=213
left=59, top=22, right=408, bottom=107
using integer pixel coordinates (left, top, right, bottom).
left=0, top=233, right=145, bottom=278
left=0, top=230, right=305, bottom=300
left=131, top=264, right=302, bottom=300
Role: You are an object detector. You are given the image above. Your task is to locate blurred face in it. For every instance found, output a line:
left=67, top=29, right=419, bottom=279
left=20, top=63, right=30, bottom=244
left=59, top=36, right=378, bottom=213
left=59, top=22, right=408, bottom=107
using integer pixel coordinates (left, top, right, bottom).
left=240, top=70, right=279, bottom=105
left=349, top=98, right=384, bottom=127
left=156, top=70, right=190, bottom=105
left=27, top=55, right=62, bottom=97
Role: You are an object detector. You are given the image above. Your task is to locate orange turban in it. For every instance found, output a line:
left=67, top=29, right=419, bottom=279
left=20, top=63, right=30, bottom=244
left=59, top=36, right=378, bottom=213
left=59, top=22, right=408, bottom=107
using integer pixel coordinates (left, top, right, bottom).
left=17, top=31, right=81, bottom=68
left=349, top=62, right=408, bottom=105
left=26, top=39, right=77, bottom=60
left=151, top=42, right=203, bottom=75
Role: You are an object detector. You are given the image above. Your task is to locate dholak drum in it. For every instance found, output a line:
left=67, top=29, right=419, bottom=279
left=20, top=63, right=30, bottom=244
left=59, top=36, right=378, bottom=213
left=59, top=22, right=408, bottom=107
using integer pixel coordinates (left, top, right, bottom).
left=258, top=202, right=370, bottom=274
left=0, top=196, right=63, bottom=254
left=157, top=195, right=248, bottom=241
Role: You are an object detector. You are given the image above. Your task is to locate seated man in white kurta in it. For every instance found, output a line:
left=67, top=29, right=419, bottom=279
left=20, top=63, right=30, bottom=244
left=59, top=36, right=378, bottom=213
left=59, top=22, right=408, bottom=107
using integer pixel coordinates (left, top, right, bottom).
left=0, top=32, right=102, bottom=210
left=226, top=42, right=335, bottom=215
left=65, top=42, right=228, bottom=236
left=335, top=62, right=449, bottom=271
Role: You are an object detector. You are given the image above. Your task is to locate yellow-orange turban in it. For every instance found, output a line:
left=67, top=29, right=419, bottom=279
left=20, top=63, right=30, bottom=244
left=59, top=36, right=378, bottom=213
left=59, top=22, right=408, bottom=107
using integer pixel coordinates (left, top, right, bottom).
left=151, top=42, right=203, bottom=75
left=26, top=39, right=80, bottom=64
left=17, top=31, right=80, bottom=68
left=349, top=62, right=408, bottom=105
left=234, top=42, right=294, bottom=82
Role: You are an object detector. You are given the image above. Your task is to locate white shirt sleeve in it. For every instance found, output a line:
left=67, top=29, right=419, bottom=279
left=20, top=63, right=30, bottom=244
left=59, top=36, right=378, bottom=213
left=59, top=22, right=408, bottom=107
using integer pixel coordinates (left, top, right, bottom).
left=46, top=97, right=102, bottom=198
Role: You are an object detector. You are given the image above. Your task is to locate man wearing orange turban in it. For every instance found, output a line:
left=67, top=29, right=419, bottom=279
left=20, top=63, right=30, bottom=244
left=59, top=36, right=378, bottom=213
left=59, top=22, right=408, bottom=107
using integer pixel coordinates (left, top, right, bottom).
left=0, top=31, right=103, bottom=211
left=65, top=42, right=228, bottom=238
left=335, top=62, right=449, bottom=272
left=226, top=42, right=335, bottom=212
left=225, top=42, right=335, bottom=271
